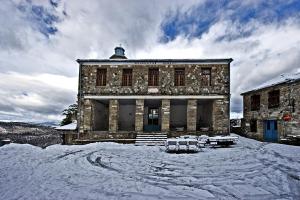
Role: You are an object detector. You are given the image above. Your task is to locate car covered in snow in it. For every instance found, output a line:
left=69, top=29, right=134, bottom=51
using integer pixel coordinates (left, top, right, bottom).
left=165, top=137, right=200, bottom=153
left=207, top=135, right=239, bottom=147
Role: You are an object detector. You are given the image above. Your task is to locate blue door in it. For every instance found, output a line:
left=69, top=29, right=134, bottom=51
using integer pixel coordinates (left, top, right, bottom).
left=264, top=120, right=278, bottom=142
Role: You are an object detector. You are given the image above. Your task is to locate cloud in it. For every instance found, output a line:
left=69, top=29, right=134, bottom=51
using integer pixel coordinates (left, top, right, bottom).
left=0, top=72, right=77, bottom=122
left=0, top=0, right=299, bottom=122
left=136, top=18, right=300, bottom=115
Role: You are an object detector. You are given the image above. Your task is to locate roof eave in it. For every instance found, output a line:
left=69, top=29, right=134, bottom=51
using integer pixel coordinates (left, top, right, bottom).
left=76, top=58, right=233, bottom=64
left=241, top=78, right=300, bottom=96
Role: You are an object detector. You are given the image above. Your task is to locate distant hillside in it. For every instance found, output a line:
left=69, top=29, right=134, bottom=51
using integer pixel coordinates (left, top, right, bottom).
left=0, top=121, right=62, bottom=148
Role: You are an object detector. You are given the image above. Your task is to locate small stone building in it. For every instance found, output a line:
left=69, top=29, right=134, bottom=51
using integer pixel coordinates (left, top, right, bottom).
left=72, top=47, right=233, bottom=144
left=241, top=73, right=300, bottom=142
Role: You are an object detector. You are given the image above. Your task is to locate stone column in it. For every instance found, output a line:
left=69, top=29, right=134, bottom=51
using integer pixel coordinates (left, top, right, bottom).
left=135, top=99, right=144, bottom=132
left=212, top=99, right=229, bottom=134
left=187, top=99, right=197, bottom=132
left=83, top=99, right=92, bottom=132
left=109, top=99, right=119, bottom=133
left=161, top=99, right=170, bottom=132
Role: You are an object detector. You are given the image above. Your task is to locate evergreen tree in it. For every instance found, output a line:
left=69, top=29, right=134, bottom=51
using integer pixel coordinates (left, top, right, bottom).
left=61, top=103, right=78, bottom=126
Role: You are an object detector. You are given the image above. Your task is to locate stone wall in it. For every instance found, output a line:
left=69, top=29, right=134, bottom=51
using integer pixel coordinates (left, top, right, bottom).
left=161, top=99, right=170, bottom=131
left=109, top=100, right=118, bottom=132
left=135, top=99, right=144, bottom=132
left=80, top=64, right=229, bottom=96
left=77, top=63, right=231, bottom=141
left=212, top=99, right=230, bottom=134
left=187, top=100, right=197, bottom=132
left=243, top=81, right=300, bottom=140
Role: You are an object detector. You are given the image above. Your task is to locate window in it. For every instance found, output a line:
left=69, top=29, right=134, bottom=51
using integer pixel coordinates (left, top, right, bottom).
left=174, top=68, right=185, bottom=86
left=201, top=68, right=211, bottom=86
left=122, top=69, right=132, bottom=86
left=148, top=68, right=159, bottom=86
left=250, top=119, right=257, bottom=132
left=268, top=90, right=280, bottom=108
left=250, top=94, right=260, bottom=111
left=96, top=68, right=107, bottom=86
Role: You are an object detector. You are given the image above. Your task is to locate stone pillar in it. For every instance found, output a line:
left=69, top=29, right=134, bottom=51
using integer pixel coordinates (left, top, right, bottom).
left=161, top=99, right=170, bottom=132
left=187, top=99, right=197, bottom=132
left=135, top=99, right=144, bottom=132
left=109, top=99, right=118, bottom=133
left=83, top=99, right=92, bottom=132
left=212, top=99, right=229, bottom=134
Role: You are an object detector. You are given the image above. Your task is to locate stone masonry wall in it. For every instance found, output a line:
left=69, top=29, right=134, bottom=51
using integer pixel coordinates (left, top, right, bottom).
left=187, top=100, right=197, bottom=132
left=135, top=99, right=144, bottom=132
left=78, top=63, right=230, bottom=137
left=243, top=81, right=300, bottom=140
left=212, top=99, right=230, bottom=134
left=80, top=64, right=229, bottom=96
left=161, top=99, right=170, bottom=131
left=109, top=100, right=118, bottom=132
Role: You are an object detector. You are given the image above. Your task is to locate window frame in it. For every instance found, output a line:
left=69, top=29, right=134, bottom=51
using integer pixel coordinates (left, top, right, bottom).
left=201, top=68, right=212, bottom=86
left=268, top=90, right=280, bottom=108
left=250, top=94, right=260, bottom=111
left=122, top=68, right=133, bottom=86
left=96, top=68, right=107, bottom=86
left=174, top=68, right=185, bottom=86
left=148, top=68, right=159, bottom=86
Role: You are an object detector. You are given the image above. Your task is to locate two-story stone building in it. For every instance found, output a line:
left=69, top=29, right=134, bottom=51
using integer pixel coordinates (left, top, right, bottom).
left=70, top=47, right=233, bottom=144
left=241, top=73, right=300, bottom=142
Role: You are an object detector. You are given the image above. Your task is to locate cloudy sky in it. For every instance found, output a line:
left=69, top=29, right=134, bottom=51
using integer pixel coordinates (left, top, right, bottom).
left=1, top=0, right=300, bottom=123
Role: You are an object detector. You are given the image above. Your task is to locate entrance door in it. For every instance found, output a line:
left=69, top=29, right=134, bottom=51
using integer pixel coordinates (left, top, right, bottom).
left=264, top=120, right=278, bottom=142
left=144, top=108, right=160, bottom=132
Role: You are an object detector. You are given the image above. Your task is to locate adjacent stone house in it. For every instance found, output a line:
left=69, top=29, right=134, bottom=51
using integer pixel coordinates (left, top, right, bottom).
left=241, top=73, right=300, bottom=142
left=70, top=47, right=232, bottom=144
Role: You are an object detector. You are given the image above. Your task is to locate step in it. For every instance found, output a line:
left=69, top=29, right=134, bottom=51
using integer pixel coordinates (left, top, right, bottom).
left=137, top=135, right=167, bottom=137
left=136, top=137, right=167, bottom=139
left=136, top=137, right=167, bottom=140
left=135, top=132, right=168, bottom=146
left=138, top=133, right=167, bottom=135
left=135, top=140, right=166, bottom=142
left=135, top=142, right=165, bottom=146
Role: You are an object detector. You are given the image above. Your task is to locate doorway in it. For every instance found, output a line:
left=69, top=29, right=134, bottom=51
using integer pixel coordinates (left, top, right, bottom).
left=144, top=100, right=161, bottom=132
left=264, top=120, right=278, bottom=142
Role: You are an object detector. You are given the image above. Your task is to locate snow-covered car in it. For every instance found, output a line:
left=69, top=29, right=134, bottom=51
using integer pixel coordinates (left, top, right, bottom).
left=208, top=135, right=239, bottom=147
left=177, top=140, right=188, bottom=151
left=165, top=139, right=178, bottom=152
left=187, top=139, right=199, bottom=152
left=165, top=138, right=200, bottom=153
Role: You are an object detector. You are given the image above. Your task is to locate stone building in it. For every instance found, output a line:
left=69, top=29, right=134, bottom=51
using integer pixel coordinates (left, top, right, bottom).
left=241, top=73, right=300, bottom=142
left=72, top=47, right=233, bottom=144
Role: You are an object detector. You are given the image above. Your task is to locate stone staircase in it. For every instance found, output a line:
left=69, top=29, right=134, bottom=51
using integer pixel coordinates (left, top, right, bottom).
left=135, top=132, right=167, bottom=146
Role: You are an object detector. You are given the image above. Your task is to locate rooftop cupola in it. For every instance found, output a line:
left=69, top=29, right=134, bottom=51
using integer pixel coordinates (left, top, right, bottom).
left=109, top=46, right=127, bottom=59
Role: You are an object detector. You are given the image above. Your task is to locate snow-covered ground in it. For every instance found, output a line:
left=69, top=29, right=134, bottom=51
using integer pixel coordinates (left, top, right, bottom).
left=0, top=134, right=299, bottom=200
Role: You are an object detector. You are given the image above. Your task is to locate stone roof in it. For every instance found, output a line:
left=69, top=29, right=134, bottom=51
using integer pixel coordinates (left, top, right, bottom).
left=241, top=72, right=300, bottom=95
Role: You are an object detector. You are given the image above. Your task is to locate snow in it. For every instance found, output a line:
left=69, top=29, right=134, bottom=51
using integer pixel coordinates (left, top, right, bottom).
left=0, top=134, right=299, bottom=200
left=0, top=127, right=7, bottom=134
left=55, top=122, right=77, bottom=130
left=243, top=72, right=300, bottom=94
